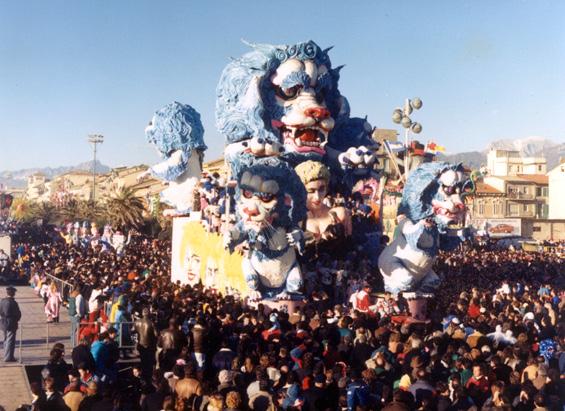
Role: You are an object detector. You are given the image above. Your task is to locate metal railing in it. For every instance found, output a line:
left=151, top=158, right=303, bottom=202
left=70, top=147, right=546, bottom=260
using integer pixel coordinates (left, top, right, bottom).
left=45, top=273, right=74, bottom=302
left=14, top=322, right=58, bottom=364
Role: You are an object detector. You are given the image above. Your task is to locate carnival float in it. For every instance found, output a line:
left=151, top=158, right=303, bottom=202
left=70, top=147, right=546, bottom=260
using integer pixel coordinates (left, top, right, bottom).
left=141, top=40, right=473, bottom=318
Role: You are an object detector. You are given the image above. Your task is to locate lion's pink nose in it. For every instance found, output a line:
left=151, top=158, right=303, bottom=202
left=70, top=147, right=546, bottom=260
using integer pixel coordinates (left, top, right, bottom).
left=304, top=107, right=330, bottom=120
left=243, top=207, right=259, bottom=217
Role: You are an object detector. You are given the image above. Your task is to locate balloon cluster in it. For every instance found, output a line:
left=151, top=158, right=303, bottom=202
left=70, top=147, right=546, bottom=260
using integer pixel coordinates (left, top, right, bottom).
left=392, top=98, right=423, bottom=134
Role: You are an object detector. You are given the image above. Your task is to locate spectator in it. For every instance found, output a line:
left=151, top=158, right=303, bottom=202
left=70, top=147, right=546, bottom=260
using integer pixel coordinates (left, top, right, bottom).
left=135, top=307, right=158, bottom=381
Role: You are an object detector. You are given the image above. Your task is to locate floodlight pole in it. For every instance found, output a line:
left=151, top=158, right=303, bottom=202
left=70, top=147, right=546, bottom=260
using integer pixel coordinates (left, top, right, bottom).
left=88, top=134, right=104, bottom=202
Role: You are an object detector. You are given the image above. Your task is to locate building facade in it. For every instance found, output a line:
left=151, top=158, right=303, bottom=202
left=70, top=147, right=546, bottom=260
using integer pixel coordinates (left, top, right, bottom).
left=486, top=149, right=546, bottom=176
left=548, top=159, right=565, bottom=219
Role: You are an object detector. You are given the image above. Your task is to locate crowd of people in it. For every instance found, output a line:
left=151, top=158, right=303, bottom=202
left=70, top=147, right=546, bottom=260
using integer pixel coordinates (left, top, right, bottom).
left=0, top=213, right=560, bottom=411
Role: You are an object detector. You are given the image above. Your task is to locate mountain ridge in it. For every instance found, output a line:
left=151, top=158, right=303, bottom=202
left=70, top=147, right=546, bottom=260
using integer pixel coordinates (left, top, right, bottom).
left=1, top=137, right=563, bottom=189
left=438, top=137, right=563, bottom=170
left=0, top=160, right=111, bottom=189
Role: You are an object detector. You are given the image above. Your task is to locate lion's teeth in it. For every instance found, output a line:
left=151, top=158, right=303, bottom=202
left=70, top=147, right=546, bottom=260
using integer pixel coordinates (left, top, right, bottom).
left=295, top=138, right=303, bottom=147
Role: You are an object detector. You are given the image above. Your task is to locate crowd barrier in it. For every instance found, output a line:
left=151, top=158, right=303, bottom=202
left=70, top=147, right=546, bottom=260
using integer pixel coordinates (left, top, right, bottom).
left=45, top=273, right=74, bottom=302
left=12, top=322, right=56, bottom=364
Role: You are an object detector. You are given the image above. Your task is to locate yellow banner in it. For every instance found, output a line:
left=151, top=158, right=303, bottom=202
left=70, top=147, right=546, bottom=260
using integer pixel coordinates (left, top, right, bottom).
left=171, top=218, right=249, bottom=296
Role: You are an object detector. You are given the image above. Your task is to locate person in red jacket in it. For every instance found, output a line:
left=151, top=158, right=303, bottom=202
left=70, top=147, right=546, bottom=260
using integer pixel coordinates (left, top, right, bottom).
left=467, top=298, right=481, bottom=319
left=466, top=363, right=490, bottom=407
left=356, top=284, right=372, bottom=313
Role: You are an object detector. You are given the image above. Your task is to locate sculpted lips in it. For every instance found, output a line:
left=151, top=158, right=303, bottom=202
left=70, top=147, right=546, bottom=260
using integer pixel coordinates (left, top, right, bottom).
left=432, top=202, right=466, bottom=223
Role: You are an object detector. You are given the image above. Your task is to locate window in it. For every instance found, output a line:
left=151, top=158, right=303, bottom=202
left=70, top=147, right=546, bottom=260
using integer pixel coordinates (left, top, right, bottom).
left=538, top=165, right=542, bottom=171
left=523, top=204, right=528, bottom=212
left=532, top=226, right=541, bottom=232
left=478, top=202, right=485, bottom=215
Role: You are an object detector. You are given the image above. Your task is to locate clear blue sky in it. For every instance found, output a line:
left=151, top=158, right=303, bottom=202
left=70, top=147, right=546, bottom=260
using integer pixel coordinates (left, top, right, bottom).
left=1, top=0, right=564, bottom=170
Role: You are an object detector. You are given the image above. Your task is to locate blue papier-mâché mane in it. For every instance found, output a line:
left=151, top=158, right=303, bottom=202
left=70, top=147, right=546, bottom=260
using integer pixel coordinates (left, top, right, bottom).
left=215, top=40, right=375, bottom=171
left=143, top=101, right=207, bottom=215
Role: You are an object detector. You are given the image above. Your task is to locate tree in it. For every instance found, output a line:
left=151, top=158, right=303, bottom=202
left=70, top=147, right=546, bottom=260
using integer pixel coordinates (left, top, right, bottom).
left=104, top=187, right=146, bottom=230
left=10, top=198, right=35, bottom=222
left=30, top=202, right=59, bottom=226
left=59, top=199, right=103, bottom=223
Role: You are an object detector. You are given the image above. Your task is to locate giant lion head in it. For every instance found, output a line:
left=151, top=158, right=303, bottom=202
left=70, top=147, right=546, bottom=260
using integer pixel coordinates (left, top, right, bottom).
left=398, top=162, right=470, bottom=229
left=216, top=40, right=373, bottom=163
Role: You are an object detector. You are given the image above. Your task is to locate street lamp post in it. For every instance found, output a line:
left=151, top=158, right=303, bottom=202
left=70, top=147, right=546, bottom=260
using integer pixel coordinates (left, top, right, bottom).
left=87, top=134, right=104, bottom=202
left=392, top=98, right=423, bottom=180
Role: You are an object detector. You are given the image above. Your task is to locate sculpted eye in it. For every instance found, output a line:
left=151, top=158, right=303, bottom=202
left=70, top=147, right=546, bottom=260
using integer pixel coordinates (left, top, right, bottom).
left=242, top=190, right=253, bottom=199
left=259, top=193, right=275, bottom=203
left=442, top=184, right=460, bottom=195
left=275, top=85, right=302, bottom=100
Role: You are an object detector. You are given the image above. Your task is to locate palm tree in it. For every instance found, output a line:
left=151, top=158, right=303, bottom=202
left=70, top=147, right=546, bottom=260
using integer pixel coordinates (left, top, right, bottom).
left=77, top=200, right=104, bottom=222
left=59, top=199, right=103, bottom=223
left=104, top=187, right=146, bottom=230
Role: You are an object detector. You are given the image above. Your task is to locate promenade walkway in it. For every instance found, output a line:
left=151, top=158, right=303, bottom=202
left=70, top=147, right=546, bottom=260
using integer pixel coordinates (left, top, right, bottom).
left=0, top=285, right=71, bottom=410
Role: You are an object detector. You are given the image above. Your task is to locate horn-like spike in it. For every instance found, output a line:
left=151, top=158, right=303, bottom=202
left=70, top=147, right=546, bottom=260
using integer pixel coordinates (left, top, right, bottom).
left=323, top=46, right=334, bottom=54
left=241, top=38, right=255, bottom=48
left=240, top=39, right=281, bottom=57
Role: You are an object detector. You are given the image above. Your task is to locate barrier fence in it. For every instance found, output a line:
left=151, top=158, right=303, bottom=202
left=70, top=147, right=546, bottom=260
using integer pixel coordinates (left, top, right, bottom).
left=38, top=274, right=138, bottom=353
left=13, top=322, right=56, bottom=364
left=45, top=273, right=74, bottom=302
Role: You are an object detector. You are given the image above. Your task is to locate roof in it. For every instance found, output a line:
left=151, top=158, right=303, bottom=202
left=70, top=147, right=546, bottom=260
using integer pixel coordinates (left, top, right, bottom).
left=547, top=163, right=565, bottom=175
left=487, top=175, right=547, bottom=184
left=475, top=182, right=503, bottom=195
left=516, top=174, right=548, bottom=185
left=204, top=158, right=225, bottom=167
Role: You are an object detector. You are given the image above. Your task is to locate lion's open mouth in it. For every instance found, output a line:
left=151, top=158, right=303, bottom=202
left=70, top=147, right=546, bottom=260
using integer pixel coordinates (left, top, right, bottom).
left=432, top=204, right=465, bottom=225
left=280, top=125, right=327, bottom=155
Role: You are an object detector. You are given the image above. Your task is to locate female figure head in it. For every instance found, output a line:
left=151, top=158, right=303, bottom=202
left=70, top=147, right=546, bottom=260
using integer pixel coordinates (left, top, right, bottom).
left=295, top=161, right=331, bottom=213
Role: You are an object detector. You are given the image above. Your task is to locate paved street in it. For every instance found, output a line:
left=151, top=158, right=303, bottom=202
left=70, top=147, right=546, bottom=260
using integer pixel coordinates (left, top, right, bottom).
left=0, top=286, right=71, bottom=410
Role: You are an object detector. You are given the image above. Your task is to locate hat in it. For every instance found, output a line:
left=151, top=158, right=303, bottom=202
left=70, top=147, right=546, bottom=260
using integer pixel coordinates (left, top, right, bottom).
left=6, top=286, right=17, bottom=294
left=451, top=317, right=461, bottom=325
left=523, top=312, right=535, bottom=321
left=314, top=374, right=325, bottom=384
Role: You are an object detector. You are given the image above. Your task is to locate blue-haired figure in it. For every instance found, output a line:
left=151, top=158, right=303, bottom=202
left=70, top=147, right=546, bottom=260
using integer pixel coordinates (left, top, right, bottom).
left=378, top=162, right=471, bottom=295
left=215, top=40, right=378, bottom=184
left=141, top=101, right=207, bottom=216
left=224, top=156, right=307, bottom=300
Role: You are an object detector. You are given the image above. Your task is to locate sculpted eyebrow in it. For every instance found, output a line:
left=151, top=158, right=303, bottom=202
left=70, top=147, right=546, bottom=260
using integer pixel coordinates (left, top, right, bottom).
left=280, top=71, right=310, bottom=89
